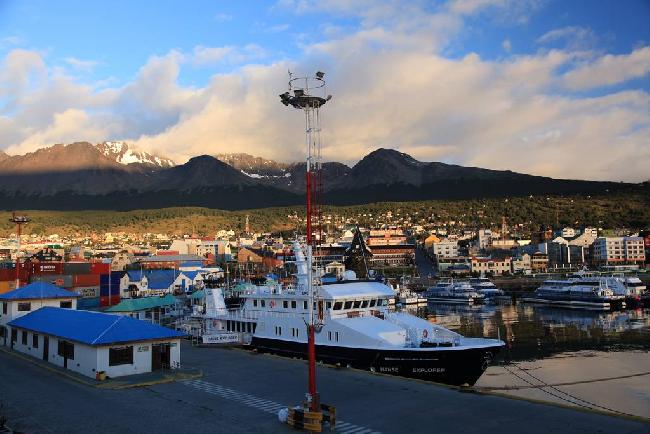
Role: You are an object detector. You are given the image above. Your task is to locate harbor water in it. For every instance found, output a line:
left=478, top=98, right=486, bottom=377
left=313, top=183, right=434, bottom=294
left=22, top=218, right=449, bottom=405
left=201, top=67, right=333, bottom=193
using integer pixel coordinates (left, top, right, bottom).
left=405, top=301, right=650, bottom=419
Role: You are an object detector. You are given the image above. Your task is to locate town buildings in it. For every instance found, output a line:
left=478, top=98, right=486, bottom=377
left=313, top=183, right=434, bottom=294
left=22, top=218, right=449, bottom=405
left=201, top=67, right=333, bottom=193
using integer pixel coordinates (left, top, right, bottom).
left=593, top=236, right=646, bottom=266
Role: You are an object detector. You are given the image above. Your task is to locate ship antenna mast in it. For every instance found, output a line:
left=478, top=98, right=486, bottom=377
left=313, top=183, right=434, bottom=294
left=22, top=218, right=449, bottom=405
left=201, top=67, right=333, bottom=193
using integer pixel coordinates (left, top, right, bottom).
left=279, top=70, right=332, bottom=413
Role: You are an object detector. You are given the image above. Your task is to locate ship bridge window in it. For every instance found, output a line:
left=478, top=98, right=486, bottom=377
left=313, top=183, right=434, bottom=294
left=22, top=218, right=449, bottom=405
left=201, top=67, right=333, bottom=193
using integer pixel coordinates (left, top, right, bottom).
left=369, top=299, right=376, bottom=307
left=333, top=302, right=343, bottom=310
left=283, top=300, right=289, bottom=309
left=291, top=300, right=297, bottom=309
left=344, top=301, right=353, bottom=310
left=261, top=300, right=266, bottom=307
left=361, top=300, right=369, bottom=308
left=353, top=300, right=361, bottom=309
left=326, top=301, right=331, bottom=310
left=253, top=300, right=258, bottom=307
left=303, top=301, right=308, bottom=309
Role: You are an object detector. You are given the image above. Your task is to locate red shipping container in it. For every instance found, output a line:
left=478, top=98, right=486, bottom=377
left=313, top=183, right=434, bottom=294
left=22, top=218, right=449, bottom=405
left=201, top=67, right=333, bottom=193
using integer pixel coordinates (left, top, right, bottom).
left=73, top=274, right=101, bottom=287
left=100, top=295, right=121, bottom=307
left=90, top=262, right=110, bottom=275
left=0, top=268, right=16, bottom=282
left=29, top=262, right=64, bottom=275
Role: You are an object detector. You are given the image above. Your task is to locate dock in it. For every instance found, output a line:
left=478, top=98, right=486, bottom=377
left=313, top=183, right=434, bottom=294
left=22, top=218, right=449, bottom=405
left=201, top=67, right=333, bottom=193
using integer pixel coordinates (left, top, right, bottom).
left=0, top=341, right=647, bottom=433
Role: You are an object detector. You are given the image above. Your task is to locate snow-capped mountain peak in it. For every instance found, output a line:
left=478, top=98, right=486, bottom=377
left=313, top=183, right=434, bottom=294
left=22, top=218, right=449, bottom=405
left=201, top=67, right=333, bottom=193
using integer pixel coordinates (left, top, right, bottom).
left=96, top=141, right=175, bottom=168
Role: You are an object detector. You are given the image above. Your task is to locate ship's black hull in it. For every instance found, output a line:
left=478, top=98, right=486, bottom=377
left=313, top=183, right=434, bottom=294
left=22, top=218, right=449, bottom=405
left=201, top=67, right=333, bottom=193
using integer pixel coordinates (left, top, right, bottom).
left=250, top=337, right=502, bottom=386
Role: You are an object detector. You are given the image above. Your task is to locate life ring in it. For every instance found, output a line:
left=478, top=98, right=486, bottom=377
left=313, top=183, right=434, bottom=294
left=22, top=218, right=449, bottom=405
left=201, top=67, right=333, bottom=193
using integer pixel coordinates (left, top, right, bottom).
left=422, top=329, right=428, bottom=339
left=269, top=300, right=276, bottom=308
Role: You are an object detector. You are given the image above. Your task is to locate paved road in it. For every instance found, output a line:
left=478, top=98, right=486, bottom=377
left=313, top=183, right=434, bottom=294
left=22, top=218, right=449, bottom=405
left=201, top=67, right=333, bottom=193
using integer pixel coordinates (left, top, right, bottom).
left=1, top=343, right=648, bottom=433
left=414, top=247, right=437, bottom=282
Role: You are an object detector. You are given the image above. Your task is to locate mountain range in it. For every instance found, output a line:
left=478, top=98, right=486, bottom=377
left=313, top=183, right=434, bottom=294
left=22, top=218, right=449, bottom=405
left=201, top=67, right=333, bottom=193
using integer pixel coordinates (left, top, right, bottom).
left=0, top=142, right=639, bottom=211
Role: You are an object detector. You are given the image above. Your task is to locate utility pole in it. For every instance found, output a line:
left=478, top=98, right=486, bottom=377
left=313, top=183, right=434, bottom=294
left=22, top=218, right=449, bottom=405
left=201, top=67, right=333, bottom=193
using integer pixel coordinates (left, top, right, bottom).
left=9, top=212, right=30, bottom=289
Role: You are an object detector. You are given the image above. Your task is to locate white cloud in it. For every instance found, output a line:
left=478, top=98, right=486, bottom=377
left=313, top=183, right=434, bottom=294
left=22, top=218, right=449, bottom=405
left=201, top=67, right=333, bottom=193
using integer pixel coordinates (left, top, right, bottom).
left=537, top=25, right=598, bottom=51
left=1, top=2, right=649, bottom=182
left=64, top=57, right=99, bottom=72
left=502, top=39, right=511, bottom=52
left=562, top=46, right=650, bottom=90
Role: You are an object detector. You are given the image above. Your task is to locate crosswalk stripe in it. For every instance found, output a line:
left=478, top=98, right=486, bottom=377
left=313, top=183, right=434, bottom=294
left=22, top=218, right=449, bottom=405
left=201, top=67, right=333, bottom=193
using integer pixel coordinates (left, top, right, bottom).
left=182, top=379, right=380, bottom=433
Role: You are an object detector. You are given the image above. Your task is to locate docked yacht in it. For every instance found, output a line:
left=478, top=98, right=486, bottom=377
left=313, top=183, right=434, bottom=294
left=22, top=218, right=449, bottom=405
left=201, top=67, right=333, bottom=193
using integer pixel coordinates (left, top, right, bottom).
left=612, top=275, right=647, bottom=307
left=523, top=277, right=626, bottom=310
left=424, top=280, right=485, bottom=304
left=468, top=277, right=506, bottom=299
left=196, top=242, right=504, bottom=386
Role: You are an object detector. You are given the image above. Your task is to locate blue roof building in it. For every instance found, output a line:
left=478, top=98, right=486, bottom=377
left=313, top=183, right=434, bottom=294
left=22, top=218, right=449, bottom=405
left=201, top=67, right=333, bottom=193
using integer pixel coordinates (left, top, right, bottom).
left=6, top=307, right=185, bottom=379
left=1, top=282, right=80, bottom=330
left=0, top=282, right=80, bottom=300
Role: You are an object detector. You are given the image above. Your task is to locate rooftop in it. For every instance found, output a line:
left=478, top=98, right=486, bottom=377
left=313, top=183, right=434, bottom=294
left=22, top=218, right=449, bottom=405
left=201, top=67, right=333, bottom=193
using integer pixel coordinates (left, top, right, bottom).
left=8, top=307, right=185, bottom=346
left=105, top=294, right=178, bottom=312
left=0, top=282, right=80, bottom=301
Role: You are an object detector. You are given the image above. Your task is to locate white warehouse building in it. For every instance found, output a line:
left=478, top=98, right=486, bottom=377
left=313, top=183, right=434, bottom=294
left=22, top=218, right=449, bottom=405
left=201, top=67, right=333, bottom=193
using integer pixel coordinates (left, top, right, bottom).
left=7, top=307, right=185, bottom=379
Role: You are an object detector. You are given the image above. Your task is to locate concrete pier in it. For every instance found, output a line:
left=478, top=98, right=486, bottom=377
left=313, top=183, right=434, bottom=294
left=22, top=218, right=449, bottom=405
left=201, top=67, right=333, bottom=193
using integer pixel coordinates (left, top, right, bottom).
left=0, top=342, right=648, bottom=433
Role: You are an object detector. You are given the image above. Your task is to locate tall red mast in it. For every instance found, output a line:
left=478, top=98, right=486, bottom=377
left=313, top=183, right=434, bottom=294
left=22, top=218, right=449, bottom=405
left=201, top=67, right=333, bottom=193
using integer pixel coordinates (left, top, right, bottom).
left=280, top=71, right=331, bottom=412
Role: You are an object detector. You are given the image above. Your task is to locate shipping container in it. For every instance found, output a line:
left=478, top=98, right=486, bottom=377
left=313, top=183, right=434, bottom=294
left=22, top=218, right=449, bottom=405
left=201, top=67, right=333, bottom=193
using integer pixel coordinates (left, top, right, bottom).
left=100, top=271, right=124, bottom=297
left=100, top=295, right=120, bottom=307
left=30, top=274, right=73, bottom=288
left=0, top=280, right=16, bottom=294
left=74, top=286, right=100, bottom=298
left=73, top=274, right=100, bottom=287
left=0, top=268, right=16, bottom=282
left=77, top=297, right=100, bottom=310
left=63, top=262, right=92, bottom=275
left=30, top=262, right=65, bottom=275
left=90, top=262, right=111, bottom=275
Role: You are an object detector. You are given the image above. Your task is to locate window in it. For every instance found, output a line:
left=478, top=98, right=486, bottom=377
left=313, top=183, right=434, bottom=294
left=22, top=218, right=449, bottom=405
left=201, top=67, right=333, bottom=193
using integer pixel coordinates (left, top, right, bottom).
left=283, top=300, right=289, bottom=309
left=261, top=300, right=266, bottom=307
left=328, top=331, right=332, bottom=340
left=369, top=299, right=376, bottom=307
left=344, top=301, right=352, bottom=310
left=57, top=340, right=74, bottom=360
left=253, top=299, right=258, bottom=307
left=333, top=302, right=342, bottom=310
left=2, top=302, right=6, bottom=315
left=361, top=300, right=369, bottom=308
left=60, top=300, right=72, bottom=309
left=11, top=329, right=17, bottom=342
left=21, top=330, right=27, bottom=345
left=109, top=346, right=133, bottom=366
left=303, top=301, right=308, bottom=309
left=275, top=326, right=282, bottom=336
left=353, top=300, right=361, bottom=309
left=326, top=302, right=331, bottom=310
left=33, top=333, right=39, bottom=349
left=291, top=300, right=297, bottom=309
left=17, top=302, right=31, bottom=312
left=335, top=332, right=339, bottom=342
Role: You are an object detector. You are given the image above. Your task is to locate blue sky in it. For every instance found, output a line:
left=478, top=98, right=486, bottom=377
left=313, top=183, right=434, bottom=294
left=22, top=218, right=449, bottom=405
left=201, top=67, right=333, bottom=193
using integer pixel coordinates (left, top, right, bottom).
left=0, top=0, right=649, bottom=181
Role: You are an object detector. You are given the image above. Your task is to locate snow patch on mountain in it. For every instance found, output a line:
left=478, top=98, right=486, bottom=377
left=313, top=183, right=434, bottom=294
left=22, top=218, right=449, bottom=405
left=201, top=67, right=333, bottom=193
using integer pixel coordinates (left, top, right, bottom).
left=96, top=141, right=175, bottom=168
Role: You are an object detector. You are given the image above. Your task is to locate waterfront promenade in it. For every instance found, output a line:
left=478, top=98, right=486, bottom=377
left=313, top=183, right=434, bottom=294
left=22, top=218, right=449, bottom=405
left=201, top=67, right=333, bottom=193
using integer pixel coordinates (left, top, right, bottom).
left=1, top=341, right=648, bottom=433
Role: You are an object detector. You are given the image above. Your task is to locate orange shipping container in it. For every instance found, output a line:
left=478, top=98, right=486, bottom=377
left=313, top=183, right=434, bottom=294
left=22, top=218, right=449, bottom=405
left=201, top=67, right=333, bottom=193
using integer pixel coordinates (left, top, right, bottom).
left=73, top=274, right=101, bottom=287
left=0, top=280, right=16, bottom=294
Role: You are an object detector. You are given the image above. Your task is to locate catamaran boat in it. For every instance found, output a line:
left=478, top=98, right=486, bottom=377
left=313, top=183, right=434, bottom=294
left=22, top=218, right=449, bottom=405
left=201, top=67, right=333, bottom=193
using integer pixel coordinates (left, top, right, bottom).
left=196, top=241, right=504, bottom=386
left=425, top=280, right=486, bottom=304
left=523, top=277, right=626, bottom=310
left=468, top=277, right=506, bottom=299
left=397, top=288, right=427, bottom=305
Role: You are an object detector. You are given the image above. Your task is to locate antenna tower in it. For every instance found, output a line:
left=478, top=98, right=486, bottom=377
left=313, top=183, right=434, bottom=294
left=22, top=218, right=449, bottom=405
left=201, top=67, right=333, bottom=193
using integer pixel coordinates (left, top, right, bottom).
left=9, top=212, right=30, bottom=288
left=280, top=71, right=331, bottom=413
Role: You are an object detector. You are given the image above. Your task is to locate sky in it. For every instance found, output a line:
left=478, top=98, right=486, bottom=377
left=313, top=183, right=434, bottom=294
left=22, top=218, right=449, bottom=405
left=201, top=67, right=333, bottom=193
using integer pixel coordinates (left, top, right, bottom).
left=0, top=0, right=649, bottom=181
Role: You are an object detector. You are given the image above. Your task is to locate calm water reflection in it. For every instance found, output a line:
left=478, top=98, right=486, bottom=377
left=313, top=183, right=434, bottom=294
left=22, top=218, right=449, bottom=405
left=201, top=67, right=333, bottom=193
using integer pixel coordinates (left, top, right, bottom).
left=404, top=302, right=650, bottom=362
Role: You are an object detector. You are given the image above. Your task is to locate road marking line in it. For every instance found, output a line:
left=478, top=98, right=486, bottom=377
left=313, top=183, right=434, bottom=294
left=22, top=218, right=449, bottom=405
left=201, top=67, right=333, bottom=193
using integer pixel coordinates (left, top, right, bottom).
left=182, top=379, right=380, bottom=433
